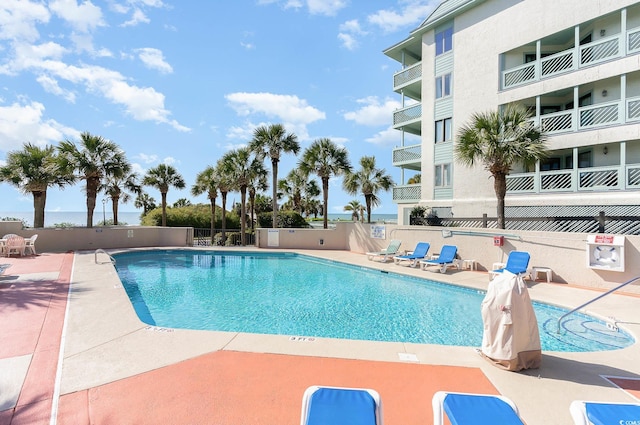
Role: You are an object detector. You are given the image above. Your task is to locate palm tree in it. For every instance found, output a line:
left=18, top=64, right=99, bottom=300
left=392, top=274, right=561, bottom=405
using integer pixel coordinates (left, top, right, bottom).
left=343, top=156, right=394, bottom=224
left=298, top=138, right=352, bottom=229
left=134, top=191, right=157, bottom=215
left=58, top=132, right=127, bottom=227
left=277, top=168, right=309, bottom=215
left=456, top=104, right=547, bottom=229
left=247, top=165, right=268, bottom=230
left=249, top=124, right=300, bottom=228
left=344, top=199, right=364, bottom=222
left=191, top=166, right=219, bottom=244
left=142, top=164, right=186, bottom=226
left=102, top=167, right=141, bottom=226
left=0, top=143, right=74, bottom=228
left=215, top=160, right=233, bottom=245
left=219, top=148, right=265, bottom=245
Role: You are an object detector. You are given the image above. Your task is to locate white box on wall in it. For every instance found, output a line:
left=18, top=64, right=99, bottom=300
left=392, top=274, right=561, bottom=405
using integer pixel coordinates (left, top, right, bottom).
left=586, top=234, right=625, bottom=272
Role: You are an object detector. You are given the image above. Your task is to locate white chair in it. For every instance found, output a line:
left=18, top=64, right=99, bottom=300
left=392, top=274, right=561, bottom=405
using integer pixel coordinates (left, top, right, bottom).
left=5, top=234, right=26, bottom=257
left=24, top=234, right=38, bottom=256
left=570, top=400, right=640, bottom=425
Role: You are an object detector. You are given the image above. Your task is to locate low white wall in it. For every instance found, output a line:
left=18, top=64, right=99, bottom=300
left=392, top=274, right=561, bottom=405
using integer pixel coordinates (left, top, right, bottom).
left=0, top=222, right=192, bottom=253
left=255, top=227, right=347, bottom=250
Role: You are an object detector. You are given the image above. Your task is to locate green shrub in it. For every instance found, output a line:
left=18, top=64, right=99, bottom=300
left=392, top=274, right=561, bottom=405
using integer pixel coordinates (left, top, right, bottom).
left=140, top=204, right=240, bottom=228
left=257, top=211, right=310, bottom=228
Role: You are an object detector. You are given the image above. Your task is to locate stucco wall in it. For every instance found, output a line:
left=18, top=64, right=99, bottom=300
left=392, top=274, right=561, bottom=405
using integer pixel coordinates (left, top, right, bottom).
left=0, top=222, right=192, bottom=253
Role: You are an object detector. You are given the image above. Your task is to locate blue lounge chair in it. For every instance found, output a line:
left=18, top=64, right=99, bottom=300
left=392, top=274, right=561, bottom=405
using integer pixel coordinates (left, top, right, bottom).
left=393, top=242, right=430, bottom=267
left=366, top=239, right=402, bottom=262
left=490, top=251, right=531, bottom=280
left=432, top=391, right=525, bottom=425
left=570, top=400, right=640, bottom=425
left=419, top=245, right=458, bottom=273
left=300, top=386, right=382, bottom=425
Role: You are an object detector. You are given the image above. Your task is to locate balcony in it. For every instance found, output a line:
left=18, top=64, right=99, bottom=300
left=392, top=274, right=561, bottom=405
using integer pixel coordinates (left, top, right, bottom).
left=392, top=144, right=421, bottom=169
left=392, top=62, right=422, bottom=100
left=392, top=103, right=422, bottom=135
left=501, top=26, right=640, bottom=89
left=506, top=164, right=640, bottom=194
left=392, top=184, right=421, bottom=203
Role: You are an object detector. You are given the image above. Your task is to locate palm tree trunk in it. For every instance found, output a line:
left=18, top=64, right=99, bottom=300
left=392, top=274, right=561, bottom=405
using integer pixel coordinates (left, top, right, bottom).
left=240, top=186, right=247, bottom=246
left=112, top=197, right=120, bottom=225
left=365, top=194, right=372, bottom=224
left=86, top=177, right=99, bottom=228
left=32, top=190, right=46, bottom=228
left=271, top=159, right=278, bottom=228
left=209, top=197, right=216, bottom=245
left=249, top=191, right=255, bottom=230
left=161, top=191, right=168, bottom=227
left=494, top=173, right=507, bottom=229
left=221, top=191, right=227, bottom=244
left=322, top=177, right=329, bottom=229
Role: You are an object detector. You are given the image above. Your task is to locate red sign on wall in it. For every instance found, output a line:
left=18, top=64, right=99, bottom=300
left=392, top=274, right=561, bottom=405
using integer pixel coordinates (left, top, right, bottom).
left=594, top=235, right=615, bottom=244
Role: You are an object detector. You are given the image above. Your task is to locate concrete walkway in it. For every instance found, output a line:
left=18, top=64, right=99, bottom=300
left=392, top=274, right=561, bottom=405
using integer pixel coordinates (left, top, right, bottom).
left=1, top=248, right=639, bottom=424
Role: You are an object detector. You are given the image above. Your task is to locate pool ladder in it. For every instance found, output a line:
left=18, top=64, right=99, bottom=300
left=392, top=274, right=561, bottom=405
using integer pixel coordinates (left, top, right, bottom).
left=557, top=275, right=640, bottom=333
left=95, top=248, right=116, bottom=265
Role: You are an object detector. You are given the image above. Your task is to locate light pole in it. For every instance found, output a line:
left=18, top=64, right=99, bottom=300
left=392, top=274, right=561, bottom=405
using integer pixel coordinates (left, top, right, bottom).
left=102, top=198, right=107, bottom=225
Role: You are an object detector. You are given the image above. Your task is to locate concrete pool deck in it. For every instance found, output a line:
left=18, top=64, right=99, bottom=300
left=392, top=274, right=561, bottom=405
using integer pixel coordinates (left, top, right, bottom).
left=1, top=247, right=639, bottom=424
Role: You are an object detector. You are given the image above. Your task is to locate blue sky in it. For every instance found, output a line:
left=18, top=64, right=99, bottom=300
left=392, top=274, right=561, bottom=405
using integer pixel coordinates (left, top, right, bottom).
left=0, top=0, right=430, bottom=216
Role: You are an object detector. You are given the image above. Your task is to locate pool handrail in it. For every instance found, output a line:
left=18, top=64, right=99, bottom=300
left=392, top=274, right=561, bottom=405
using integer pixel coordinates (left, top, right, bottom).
left=95, top=248, right=116, bottom=265
left=557, top=275, right=640, bottom=333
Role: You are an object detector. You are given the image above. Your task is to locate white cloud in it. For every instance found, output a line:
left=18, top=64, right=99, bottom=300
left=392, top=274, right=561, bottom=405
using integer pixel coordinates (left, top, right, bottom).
left=367, top=1, right=438, bottom=33
left=0, top=0, right=50, bottom=42
left=240, top=42, right=255, bottom=50
left=338, top=33, right=358, bottom=51
left=0, top=101, right=79, bottom=152
left=225, top=92, right=325, bottom=124
left=162, top=156, right=177, bottom=165
left=70, top=32, right=112, bottom=56
left=135, top=153, right=158, bottom=163
left=36, top=74, right=76, bottom=102
left=343, top=96, right=400, bottom=126
left=307, top=0, right=347, bottom=16
left=49, top=0, right=106, bottom=33
left=135, top=47, right=173, bottom=73
left=121, top=8, right=150, bottom=27
left=365, top=127, right=421, bottom=146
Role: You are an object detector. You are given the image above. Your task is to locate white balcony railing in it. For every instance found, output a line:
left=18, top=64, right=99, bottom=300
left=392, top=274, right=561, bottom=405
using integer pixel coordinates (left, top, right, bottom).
left=502, top=26, right=640, bottom=89
left=393, top=103, right=422, bottom=126
left=392, top=184, right=421, bottom=203
left=507, top=164, right=640, bottom=194
left=393, top=62, right=422, bottom=90
left=392, top=144, right=421, bottom=166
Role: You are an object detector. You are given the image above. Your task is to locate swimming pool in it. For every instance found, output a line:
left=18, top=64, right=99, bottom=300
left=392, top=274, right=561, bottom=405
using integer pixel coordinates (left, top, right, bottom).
left=113, top=250, right=634, bottom=352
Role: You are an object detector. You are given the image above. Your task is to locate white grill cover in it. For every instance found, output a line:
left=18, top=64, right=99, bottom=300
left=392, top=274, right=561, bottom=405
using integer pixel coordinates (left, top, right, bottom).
left=481, top=271, right=542, bottom=371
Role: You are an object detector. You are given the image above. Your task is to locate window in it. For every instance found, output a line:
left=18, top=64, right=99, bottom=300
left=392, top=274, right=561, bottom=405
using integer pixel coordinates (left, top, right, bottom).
left=435, top=164, right=451, bottom=187
left=435, top=27, right=453, bottom=56
left=435, top=73, right=451, bottom=99
left=435, top=118, right=452, bottom=143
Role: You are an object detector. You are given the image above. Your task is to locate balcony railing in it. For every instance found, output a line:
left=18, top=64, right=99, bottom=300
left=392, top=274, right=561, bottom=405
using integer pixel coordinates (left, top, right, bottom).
left=393, top=103, right=422, bottom=126
left=506, top=164, right=640, bottom=194
left=530, top=97, right=638, bottom=135
left=392, top=184, right=421, bottom=203
left=393, top=62, right=422, bottom=90
left=502, top=26, right=640, bottom=89
left=392, top=144, right=421, bottom=166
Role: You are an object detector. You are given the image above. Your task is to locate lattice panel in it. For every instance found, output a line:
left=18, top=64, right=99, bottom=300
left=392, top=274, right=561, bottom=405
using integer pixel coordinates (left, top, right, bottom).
left=392, top=185, right=421, bottom=202
left=580, top=104, right=618, bottom=127
left=394, top=63, right=422, bottom=87
left=580, top=39, right=619, bottom=64
left=628, top=99, right=640, bottom=120
left=541, top=112, right=572, bottom=133
left=628, top=167, right=640, bottom=187
left=541, top=51, right=573, bottom=77
left=541, top=172, right=572, bottom=190
left=506, top=175, right=534, bottom=192
left=579, top=169, right=618, bottom=189
left=503, top=63, right=535, bottom=88
left=628, top=29, right=640, bottom=52
left=393, top=104, right=422, bottom=125
left=393, top=145, right=421, bottom=163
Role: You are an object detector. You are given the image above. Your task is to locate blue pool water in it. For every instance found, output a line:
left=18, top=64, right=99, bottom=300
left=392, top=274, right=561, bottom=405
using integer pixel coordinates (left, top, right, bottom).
left=113, top=250, right=634, bottom=352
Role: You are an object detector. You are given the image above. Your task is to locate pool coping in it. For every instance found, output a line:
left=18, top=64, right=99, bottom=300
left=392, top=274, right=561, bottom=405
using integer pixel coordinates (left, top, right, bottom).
left=61, top=247, right=640, bottom=424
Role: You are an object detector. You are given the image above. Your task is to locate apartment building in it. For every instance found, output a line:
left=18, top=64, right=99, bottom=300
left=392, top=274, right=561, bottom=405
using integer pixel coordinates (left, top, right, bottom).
left=384, top=0, right=640, bottom=228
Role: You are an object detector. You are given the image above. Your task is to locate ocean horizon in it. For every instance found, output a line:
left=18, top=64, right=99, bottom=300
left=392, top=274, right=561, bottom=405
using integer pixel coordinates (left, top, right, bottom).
left=0, top=211, right=397, bottom=228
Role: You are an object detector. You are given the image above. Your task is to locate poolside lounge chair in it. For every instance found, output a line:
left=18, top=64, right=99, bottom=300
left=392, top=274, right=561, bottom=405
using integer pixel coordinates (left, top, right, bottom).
left=393, top=242, right=430, bottom=267
left=4, top=234, right=26, bottom=257
left=419, top=245, right=458, bottom=273
left=432, top=391, right=525, bottom=425
left=489, top=251, right=531, bottom=280
left=24, top=234, right=38, bottom=256
left=300, top=385, right=382, bottom=425
left=569, top=400, right=640, bottom=425
left=366, top=239, right=402, bottom=262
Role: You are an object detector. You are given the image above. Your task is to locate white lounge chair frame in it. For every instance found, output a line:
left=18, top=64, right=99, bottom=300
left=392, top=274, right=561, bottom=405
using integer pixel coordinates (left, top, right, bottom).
left=366, top=240, right=402, bottom=262
left=301, top=385, right=383, bottom=425
left=432, top=391, right=523, bottom=425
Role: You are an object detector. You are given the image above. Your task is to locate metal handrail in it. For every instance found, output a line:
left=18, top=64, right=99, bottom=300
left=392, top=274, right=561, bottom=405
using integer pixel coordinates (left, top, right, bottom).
left=557, top=275, right=640, bottom=333
left=95, top=248, right=116, bottom=265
